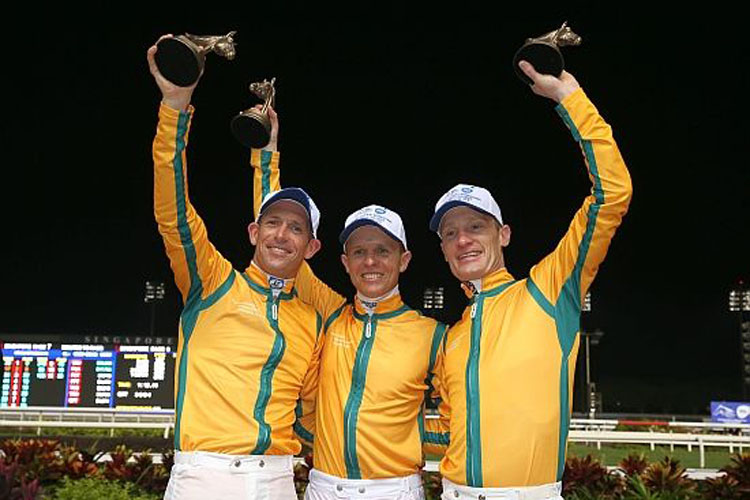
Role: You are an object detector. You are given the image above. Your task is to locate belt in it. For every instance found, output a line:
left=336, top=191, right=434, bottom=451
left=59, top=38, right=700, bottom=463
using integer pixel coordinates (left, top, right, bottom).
left=310, top=468, right=423, bottom=495
left=441, top=478, right=562, bottom=500
left=174, top=451, right=293, bottom=473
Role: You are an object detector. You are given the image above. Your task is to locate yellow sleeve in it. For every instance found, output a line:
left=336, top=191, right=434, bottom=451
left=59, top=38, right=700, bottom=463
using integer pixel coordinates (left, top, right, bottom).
left=251, top=149, right=281, bottom=220
left=153, top=104, right=233, bottom=305
left=249, top=149, right=347, bottom=321
left=294, top=312, right=325, bottom=448
left=528, top=88, right=633, bottom=318
left=423, top=323, right=450, bottom=456
left=296, top=263, right=347, bottom=324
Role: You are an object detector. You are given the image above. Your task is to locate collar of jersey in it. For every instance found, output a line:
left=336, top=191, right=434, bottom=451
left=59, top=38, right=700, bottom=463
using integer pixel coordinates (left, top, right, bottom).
left=353, top=293, right=410, bottom=320
left=461, top=267, right=516, bottom=298
left=242, top=264, right=296, bottom=299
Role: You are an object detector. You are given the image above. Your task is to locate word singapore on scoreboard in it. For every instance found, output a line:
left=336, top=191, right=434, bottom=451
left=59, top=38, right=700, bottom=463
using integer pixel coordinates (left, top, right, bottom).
left=1, top=342, right=176, bottom=410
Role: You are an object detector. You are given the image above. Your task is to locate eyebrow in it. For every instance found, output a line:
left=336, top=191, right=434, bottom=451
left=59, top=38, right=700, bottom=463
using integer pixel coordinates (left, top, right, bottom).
left=348, top=242, right=396, bottom=251
left=263, top=214, right=304, bottom=224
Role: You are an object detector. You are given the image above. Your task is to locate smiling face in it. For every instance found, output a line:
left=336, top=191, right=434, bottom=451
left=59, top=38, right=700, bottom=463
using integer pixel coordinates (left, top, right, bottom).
left=438, top=206, right=511, bottom=282
left=341, top=225, right=412, bottom=299
left=248, top=200, right=321, bottom=279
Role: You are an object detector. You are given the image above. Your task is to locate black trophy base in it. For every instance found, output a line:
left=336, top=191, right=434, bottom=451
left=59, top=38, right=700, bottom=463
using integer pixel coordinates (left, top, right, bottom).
left=513, top=42, right=564, bottom=85
left=231, top=113, right=271, bottom=149
left=155, top=37, right=203, bottom=87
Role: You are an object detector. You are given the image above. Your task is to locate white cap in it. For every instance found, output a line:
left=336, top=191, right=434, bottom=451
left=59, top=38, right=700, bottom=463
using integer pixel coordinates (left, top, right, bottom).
left=429, top=184, right=503, bottom=233
left=259, top=187, right=320, bottom=238
left=339, top=205, right=408, bottom=250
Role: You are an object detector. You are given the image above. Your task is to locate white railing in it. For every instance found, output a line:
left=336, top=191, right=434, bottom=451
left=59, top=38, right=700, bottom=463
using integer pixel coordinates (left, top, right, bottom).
left=569, top=430, right=749, bottom=468
left=0, top=407, right=174, bottom=438
left=0, top=419, right=174, bottom=439
left=2, top=409, right=748, bottom=469
left=668, top=420, right=750, bottom=432
left=569, top=418, right=618, bottom=430
left=85, top=455, right=726, bottom=480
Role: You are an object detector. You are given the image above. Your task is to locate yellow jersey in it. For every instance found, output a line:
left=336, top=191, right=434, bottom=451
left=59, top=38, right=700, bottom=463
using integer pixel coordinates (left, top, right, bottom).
left=251, top=149, right=447, bottom=479
left=426, top=89, right=633, bottom=487
left=153, top=103, right=323, bottom=455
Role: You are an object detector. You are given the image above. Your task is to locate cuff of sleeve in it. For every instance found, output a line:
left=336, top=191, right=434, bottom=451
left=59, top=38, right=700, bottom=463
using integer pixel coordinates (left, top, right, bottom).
left=554, top=88, right=592, bottom=140
left=159, top=102, right=195, bottom=121
left=250, top=149, right=280, bottom=169
left=555, top=88, right=586, bottom=115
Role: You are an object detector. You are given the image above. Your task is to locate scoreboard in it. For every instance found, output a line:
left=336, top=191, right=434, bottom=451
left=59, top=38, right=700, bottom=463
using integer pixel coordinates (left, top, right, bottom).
left=1, top=341, right=176, bottom=410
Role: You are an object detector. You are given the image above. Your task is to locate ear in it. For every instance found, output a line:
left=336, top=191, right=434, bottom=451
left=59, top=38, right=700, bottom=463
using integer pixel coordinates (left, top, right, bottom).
left=248, top=222, right=260, bottom=245
left=499, top=224, right=512, bottom=247
left=399, top=250, right=413, bottom=273
left=303, top=238, right=322, bottom=259
left=340, top=253, right=350, bottom=275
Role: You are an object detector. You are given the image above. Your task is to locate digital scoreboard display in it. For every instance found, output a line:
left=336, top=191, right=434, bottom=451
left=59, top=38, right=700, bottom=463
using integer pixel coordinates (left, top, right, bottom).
left=1, top=342, right=176, bottom=410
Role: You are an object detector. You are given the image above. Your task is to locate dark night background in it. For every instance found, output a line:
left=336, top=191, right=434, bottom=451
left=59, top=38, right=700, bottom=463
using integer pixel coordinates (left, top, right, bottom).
left=2, top=5, right=748, bottom=415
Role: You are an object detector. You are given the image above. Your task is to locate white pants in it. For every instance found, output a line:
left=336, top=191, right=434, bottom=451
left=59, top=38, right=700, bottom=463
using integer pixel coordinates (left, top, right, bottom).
left=440, top=478, right=563, bottom=500
left=304, top=468, right=424, bottom=500
left=164, top=451, right=297, bottom=500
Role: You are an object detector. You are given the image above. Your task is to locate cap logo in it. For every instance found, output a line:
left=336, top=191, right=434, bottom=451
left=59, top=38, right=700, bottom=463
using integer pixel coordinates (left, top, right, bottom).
left=342, top=204, right=407, bottom=250
left=449, top=191, right=482, bottom=204
left=430, top=184, right=502, bottom=233
left=359, top=207, right=393, bottom=226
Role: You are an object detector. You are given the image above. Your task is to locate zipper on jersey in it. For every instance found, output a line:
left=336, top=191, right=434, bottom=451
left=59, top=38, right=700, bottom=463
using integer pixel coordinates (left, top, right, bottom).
left=251, top=294, right=285, bottom=454
left=465, top=296, right=483, bottom=486
left=343, top=315, right=376, bottom=478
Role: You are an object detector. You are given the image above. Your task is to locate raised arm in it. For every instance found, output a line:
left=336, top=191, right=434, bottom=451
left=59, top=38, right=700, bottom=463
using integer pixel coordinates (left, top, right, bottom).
left=518, top=62, right=633, bottom=320
left=148, top=38, right=233, bottom=305
left=249, top=108, right=346, bottom=321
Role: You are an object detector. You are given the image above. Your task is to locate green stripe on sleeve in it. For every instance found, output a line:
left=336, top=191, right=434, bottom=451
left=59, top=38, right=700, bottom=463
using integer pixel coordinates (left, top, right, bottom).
left=428, top=323, right=448, bottom=374
left=425, top=431, right=451, bottom=446
left=261, top=149, right=273, bottom=199
left=172, top=111, right=203, bottom=306
left=551, top=107, right=605, bottom=480
left=555, top=105, right=581, bottom=142
left=418, top=407, right=425, bottom=444
left=200, top=271, right=236, bottom=310
left=172, top=110, right=203, bottom=450
left=294, top=400, right=314, bottom=443
left=526, top=278, right=555, bottom=318
left=294, top=421, right=314, bottom=444
left=324, top=304, right=347, bottom=333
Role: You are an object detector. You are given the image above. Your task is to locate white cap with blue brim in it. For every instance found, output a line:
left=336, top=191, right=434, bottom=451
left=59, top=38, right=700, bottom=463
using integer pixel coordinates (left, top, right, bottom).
left=339, top=204, right=408, bottom=250
left=429, top=184, right=503, bottom=233
left=259, top=187, right=321, bottom=238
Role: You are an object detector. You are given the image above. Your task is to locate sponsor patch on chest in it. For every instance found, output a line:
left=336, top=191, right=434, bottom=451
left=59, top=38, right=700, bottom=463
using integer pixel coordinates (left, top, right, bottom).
left=445, top=332, right=468, bottom=354
left=330, top=333, right=352, bottom=349
left=233, top=300, right=262, bottom=318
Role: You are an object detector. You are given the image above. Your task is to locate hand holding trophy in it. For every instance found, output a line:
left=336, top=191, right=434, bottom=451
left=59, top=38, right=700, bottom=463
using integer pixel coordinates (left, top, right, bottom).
left=513, top=22, right=581, bottom=85
left=231, top=78, right=276, bottom=149
left=154, top=31, right=237, bottom=87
